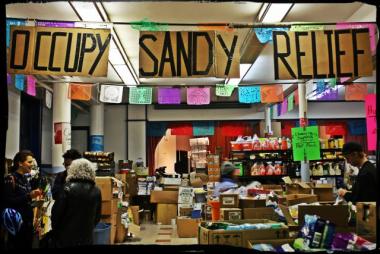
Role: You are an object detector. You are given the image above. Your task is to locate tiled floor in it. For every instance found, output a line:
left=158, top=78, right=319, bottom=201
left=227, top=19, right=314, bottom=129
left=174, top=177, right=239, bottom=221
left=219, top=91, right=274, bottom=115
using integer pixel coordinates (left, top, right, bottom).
left=120, top=223, right=198, bottom=245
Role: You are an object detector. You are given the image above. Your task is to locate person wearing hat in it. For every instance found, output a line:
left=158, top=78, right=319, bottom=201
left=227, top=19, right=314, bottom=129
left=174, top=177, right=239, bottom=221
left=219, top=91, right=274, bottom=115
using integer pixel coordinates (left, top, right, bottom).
left=212, top=161, right=238, bottom=197
left=337, top=142, right=377, bottom=203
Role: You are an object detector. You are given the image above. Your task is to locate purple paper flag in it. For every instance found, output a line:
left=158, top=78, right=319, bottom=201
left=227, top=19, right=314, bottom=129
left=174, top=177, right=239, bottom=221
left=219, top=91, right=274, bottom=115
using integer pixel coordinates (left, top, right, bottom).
left=36, top=21, right=75, bottom=27
left=7, top=74, right=12, bottom=85
left=281, top=100, right=288, bottom=115
left=26, top=75, right=36, bottom=96
left=187, top=87, right=210, bottom=105
left=277, top=103, right=282, bottom=116
left=158, top=88, right=181, bottom=104
left=318, top=87, right=338, bottom=100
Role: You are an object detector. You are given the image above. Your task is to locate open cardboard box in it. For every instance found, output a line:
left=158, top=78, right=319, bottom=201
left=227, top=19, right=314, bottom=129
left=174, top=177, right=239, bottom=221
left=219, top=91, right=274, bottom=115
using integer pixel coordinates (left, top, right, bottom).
left=248, top=238, right=296, bottom=249
left=239, top=197, right=266, bottom=208
left=198, top=219, right=289, bottom=248
left=243, top=207, right=279, bottom=221
left=312, top=183, right=335, bottom=202
left=150, top=190, right=178, bottom=204
left=176, top=217, right=201, bottom=238
left=282, top=176, right=312, bottom=195
left=281, top=194, right=318, bottom=206
left=356, top=202, right=376, bottom=242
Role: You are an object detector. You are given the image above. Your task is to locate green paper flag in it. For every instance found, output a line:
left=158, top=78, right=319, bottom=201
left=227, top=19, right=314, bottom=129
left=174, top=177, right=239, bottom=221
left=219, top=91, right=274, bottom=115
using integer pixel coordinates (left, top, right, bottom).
left=216, top=84, right=235, bottom=97
left=291, top=126, right=321, bottom=161
left=129, top=87, right=152, bottom=104
left=131, top=18, right=169, bottom=31
left=290, top=24, right=324, bottom=31
left=329, top=78, right=337, bottom=88
left=288, top=93, right=294, bottom=111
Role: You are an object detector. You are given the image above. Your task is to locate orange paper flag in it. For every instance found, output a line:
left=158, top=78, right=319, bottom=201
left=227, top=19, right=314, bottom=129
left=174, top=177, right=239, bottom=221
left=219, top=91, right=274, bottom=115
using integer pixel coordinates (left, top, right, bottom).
left=345, top=84, right=368, bottom=101
left=69, top=83, right=92, bottom=101
left=260, top=85, right=284, bottom=103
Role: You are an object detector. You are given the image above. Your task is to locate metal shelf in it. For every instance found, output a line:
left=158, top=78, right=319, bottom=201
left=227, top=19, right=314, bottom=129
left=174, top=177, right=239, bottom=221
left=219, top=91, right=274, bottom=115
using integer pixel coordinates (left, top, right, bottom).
left=231, top=158, right=292, bottom=162
left=231, top=149, right=292, bottom=154
left=320, top=148, right=342, bottom=152
left=309, top=158, right=345, bottom=162
left=237, top=175, right=286, bottom=180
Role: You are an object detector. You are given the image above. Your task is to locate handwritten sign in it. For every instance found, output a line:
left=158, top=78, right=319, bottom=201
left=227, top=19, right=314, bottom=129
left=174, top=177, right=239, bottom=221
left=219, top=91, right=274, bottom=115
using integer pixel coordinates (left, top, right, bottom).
left=238, top=86, right=260, bottom=103
left=260, top=85, right=283, bottom=103
left=216, top=84, right=235, bottom=97
left=26, top=75, right=36, bottom=96
left=7, top=26, right=111, bottom=77
left=292, top=126, right=321, bottom=161
left=345, top=83, right=368, bottom=101
left=158, top=87, right=181, bottom=104
left=178, top=187, right=194, bottom=204
left=187, top=87, right=210, bottom=105
left=273, top=29, right=373, bottom=80
left=15, top=74, right=24, bottom=91
left=193, top=121, right=214, bottom=136
left=100, top=85, right=124, bottom=103
left=365, top=94, right=376, bottom=151
left=129, top=87, right=152, bottom=104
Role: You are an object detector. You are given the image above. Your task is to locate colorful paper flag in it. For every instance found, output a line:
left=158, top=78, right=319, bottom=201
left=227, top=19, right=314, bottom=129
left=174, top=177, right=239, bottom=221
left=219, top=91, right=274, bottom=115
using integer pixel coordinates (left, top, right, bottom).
left=15, top=74, right=24, bottom=91
left=216, top=84, right=235, bottom=97
left=318, top=87, right=338, bottom=101
left=99, top=85, right=123, bottom=103
left=316, top=80, right=326, bottom=95
left=281, top=100, right=288, bottom=115
left=69, top=83, right=92, bottom=101
left=129, top=87, right=152, bottom=104
left=254, top=27, right=290, bottom=44
left=329, top=78, right=336, bottom=88
left=193, top=121, right=214, bottom=136
left=36, top=21, right=75, bottom=27
left=325, top=123, right=347, bottom=136
left=187, top=87, right=210, bottom=105
left=277, top=103, right=282, bottom=117
left=26, top=75, right=36, bottom=96
left=294, top=89, right=299, bottom=105
left=261, top=85, right=284, bottom=103
left=220, top=122, right=247, bottom=137
left=148, top=122, right=168, bottom=137
left=347, top=120, right=366, bottom=136
left=238, top=86, right=261, bottom=103
left=169, top=123, right=193, bottom=136
left=288, top=93, right=294, bottom=111
left=345, top=84, right=368, bottom=101
left=7, top=74, right=12, bottom=86
left=158, top=88, right=181, bottom=104
left=290, top=25, right=324, bottom=31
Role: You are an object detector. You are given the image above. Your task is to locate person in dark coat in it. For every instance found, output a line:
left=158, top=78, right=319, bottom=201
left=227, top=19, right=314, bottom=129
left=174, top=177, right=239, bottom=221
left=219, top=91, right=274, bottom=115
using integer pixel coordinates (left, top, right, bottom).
left=3, top=150, right=42, bottom=249
left=50, top=158, right=102, bottom=247
left=337, top=142, right=377, bottom=203
left=51, top=149, right=82, bottom=200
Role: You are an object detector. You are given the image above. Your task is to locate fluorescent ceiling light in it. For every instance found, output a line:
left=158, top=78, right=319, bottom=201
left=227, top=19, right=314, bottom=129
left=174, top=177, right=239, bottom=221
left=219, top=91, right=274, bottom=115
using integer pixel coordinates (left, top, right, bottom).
left=114, top=65, right=137, bottom=86
left=225, top=64, right=251, bottom=86
left=258, top=3, right=293, bottom=23
left=70, top=1, right=103, bottom=22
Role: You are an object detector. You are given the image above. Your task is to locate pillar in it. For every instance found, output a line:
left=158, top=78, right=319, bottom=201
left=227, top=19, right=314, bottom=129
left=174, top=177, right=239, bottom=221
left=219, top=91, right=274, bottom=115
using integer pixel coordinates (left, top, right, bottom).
left=264, top=105, right=272, bottom=135
left=90, top=103, right=104, bottom=151
left=52, top=83, right=71, bottom=174
left=298, top=82, right=310, bottom=182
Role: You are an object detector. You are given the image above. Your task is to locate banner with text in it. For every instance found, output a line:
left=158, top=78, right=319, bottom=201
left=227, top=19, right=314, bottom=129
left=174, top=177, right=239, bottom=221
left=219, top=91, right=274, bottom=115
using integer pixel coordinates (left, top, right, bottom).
left=292, top=126, right=321, bottom=161
left=139, top=31, right=240, bottom=78
left=365, top=94, right=377, bottom=151
left=273, top=29, right=372, bottom=80
left=7, top=26, right=111, bottom=76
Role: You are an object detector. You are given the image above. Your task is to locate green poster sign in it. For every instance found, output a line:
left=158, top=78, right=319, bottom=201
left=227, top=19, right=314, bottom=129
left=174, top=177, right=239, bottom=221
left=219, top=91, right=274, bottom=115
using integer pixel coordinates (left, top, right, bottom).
left=291, top=126, right=321, bottom=161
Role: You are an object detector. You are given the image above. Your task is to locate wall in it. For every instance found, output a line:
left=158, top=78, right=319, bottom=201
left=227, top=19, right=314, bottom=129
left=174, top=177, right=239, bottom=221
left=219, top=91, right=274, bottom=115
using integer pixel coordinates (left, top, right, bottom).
left=6, top=90, right=20, bottom=159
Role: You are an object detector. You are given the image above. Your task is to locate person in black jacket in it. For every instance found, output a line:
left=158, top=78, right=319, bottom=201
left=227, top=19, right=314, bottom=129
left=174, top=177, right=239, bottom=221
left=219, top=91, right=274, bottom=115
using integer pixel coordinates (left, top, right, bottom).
left=3, top=150, right=42, bottom=249
left=50, top=158, right=102, bottom=247
left=337, top=142, right=377, bottom=203
left=51, top=149, right=82, bottom=200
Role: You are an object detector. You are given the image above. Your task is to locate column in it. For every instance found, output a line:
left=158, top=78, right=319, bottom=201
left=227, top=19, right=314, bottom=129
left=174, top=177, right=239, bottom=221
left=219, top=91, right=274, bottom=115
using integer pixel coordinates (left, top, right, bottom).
left=264, top=105, right=272, bottom=135
left=298, top=82, right=310, bottom=182
left=52, top=83, right=71, bottom=174
left=90, top=103, right=104, bottom=151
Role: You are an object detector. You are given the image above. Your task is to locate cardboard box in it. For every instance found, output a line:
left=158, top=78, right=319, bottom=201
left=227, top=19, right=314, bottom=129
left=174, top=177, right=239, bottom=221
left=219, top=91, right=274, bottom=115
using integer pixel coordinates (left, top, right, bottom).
left=220, top=194, right=239, bottom=208
left=243, top=207, right=279, bottom=221
left=198, top=219, right=289, bottom=248
left=356, top=202, right=376, bottom=242
left=284, top=194, right=318, bottom=206
left=220, top=208, right=242, bottom=221
left=262, top=184, right=283, bottom=195
left=150, top=191, right=178, bottom=204
left=178, top=203, right=194, bottom=217
left=285, top=182, right=312, bottom=195
left=248, top=238, right=296, bottom=249
left=129, top=206, right=140, bottom=225
left=160, top=177, right=182, bottom=186
left=163, top=185, right=179, bottom=191
left=239, top=197, right=266, bottom=208
left=156, top=204, right=178, bottom=225
left=110, top=225, right=116, bottom=244
left=115, top=223, right=126, bottom=243
left=96, top=177, right=113, bottom=201
left=176, top=217, right=201, bottom=238
left=101, top=199, right=119, bottom=216
left=312, top=184, right=334, bottom=202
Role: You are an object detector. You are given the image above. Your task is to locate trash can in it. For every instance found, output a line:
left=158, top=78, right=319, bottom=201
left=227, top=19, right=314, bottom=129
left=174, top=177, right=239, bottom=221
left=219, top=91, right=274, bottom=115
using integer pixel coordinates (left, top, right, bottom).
left=93, top=222, right=111, bottom=245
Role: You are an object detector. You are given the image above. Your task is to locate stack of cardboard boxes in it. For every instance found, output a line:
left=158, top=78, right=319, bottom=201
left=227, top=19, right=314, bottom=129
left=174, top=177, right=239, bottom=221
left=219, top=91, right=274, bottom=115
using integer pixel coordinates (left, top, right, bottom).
left=219, top=194, right=242, bottom=221
left=176, top=187, right=201, bottom=238
left=150, top=190, right=178, bottom=225
left=207, top=154, right=220, bottom=182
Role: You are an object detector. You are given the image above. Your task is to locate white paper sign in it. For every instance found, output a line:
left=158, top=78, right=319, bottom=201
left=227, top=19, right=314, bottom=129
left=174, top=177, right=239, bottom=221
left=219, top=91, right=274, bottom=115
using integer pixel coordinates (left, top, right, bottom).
left=100, top=85, right=123, bottom=103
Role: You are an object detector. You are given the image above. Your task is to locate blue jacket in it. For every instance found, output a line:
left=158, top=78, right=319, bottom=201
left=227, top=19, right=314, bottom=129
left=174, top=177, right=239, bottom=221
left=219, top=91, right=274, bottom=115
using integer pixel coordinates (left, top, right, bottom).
left=212, top=178, right=238, bottom=197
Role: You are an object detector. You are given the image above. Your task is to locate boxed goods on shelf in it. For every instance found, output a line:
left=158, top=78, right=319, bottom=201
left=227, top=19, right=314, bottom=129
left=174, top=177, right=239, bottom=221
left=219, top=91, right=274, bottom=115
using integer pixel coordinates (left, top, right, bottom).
left=198, top=219, right=289, bottom=248
left=156, top=204, right=177, bottom=225
left=239, top=197, right=266, bottom=208
left=219, top=193, right=239, bottom=208
left=220, top=208, right=242, bottom=221
left=150, top=190, right=178, bottom=204
left=243, top=207, right=279, bottom=221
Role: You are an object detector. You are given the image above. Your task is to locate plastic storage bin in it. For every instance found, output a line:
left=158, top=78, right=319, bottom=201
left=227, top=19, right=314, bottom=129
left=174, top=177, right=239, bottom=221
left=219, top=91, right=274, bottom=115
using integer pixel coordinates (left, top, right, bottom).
left=93, top=222, right=111, bottom=245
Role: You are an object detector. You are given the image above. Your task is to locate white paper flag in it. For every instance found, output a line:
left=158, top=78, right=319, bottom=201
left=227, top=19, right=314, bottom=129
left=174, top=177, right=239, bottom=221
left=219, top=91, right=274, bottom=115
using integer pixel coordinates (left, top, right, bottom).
left=100, top=85, right=123, bottom=103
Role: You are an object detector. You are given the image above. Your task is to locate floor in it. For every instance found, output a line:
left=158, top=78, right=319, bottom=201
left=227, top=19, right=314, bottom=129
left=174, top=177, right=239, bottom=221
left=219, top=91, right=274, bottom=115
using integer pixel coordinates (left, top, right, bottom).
left=120, top=223, right=198, bottom=245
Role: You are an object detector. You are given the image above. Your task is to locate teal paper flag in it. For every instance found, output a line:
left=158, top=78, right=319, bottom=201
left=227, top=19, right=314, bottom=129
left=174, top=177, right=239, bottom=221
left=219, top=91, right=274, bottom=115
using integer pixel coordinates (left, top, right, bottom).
left=238, top=86, right=261, bottom=103
left=15, top=74, right=24, bottom=91
left=129, top=87, right=152, bottom=104
left=193, top=121, right=214, bottom=136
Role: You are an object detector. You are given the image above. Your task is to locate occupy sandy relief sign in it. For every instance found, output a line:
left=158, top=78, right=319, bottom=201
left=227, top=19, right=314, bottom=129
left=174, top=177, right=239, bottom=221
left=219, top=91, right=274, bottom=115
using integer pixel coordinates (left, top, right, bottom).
left=273, top=29, right=372, bottom=80
left=139, top=31, right=240, bottom=78
left=7, top=26, right=111, bottom=77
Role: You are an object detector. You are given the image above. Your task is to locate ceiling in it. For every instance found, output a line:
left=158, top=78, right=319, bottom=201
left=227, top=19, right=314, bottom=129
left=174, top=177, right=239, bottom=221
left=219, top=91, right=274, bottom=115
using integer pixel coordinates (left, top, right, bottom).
left=6, top=1, right=376, bottom=105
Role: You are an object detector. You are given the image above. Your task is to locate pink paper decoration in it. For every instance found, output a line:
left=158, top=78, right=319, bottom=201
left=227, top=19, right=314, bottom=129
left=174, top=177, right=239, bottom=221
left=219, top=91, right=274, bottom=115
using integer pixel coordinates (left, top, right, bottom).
left=26, top=75, right=36, bottom=96
left=187, top=87, right=210, bottom=105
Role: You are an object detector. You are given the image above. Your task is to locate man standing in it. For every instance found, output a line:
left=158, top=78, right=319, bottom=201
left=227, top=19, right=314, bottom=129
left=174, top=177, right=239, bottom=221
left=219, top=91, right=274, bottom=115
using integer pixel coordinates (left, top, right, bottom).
left=51, top=149, right=82, bottom=200
left=337, top=142, right=377, bottom=203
